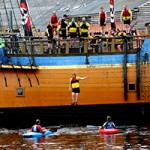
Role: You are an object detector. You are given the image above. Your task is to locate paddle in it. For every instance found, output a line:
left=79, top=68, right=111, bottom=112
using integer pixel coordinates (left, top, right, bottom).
left=49, top=125, right=65, bottom=132
left=86, top=125, right=127, bottom=130
left=49, top=127, right=58, bottom=132
left=86, top=125, right=99, bottom=128
left=116, top=125, right=127, bottom=130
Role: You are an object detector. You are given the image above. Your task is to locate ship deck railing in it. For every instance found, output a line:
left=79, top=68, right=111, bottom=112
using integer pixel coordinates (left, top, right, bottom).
left=3, top=35, right=147, bottom=56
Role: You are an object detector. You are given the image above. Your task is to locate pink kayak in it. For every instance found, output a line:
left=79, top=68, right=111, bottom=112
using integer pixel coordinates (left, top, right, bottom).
left=99, top=128, right=119, bottom=134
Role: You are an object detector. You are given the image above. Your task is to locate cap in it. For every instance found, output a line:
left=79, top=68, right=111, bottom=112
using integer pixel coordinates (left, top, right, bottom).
left=63, top=14, right=67, bottom=17
left=107, top=116, right=111, bottom=120
left=36, top=119, right=41, bottom=124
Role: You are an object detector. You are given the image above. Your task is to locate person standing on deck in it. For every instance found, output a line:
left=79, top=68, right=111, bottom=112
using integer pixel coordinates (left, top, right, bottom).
left=30, top=119, right=46, bottom=133
left=80, top=17, right=90, bottom=38
left=50, top=11, right=58, bottom=36
left=46, top=22, right=53, bottom=53
left=99, top=7, right=107, bottom=35
left=57, top=18, right=63, bottom=39
left=61, top=14, right=68, bottom=39
left=120, top=5, right=132, bottom=35
left=67, top=18, right=79, bottom=46
left=69, top=73, right=88, bottom=105
left=67, top=18, right=78, bottom=39
left=101, top=116, right=116, bottom=129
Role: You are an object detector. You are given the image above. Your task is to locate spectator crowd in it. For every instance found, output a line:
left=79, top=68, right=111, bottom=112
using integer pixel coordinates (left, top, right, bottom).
left=45, top=5, right=139, bottom=53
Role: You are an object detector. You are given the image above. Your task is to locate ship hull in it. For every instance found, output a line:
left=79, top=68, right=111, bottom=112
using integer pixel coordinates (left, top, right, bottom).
left=0, top=38, right=150, bottom=128
left=0, top=103, right=149, bottom=128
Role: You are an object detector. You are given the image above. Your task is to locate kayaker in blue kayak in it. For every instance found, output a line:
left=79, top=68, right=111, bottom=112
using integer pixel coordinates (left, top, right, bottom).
left=101, top=116, right=116, bottom=129
left=30, top=119, right=47, bottom=133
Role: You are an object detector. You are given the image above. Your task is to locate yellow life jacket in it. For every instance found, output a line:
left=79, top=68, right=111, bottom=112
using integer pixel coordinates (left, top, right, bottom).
left=67, top=22, right=78, bottom=33
left=103, top=34, right=109, bottom=44
left=70, top=77, right=80, bottom=88
left=57, top=25, right=62, bottom=35
left=116, top=32, right=126, bottom=43
left=80, top=22, right=90, bottom=33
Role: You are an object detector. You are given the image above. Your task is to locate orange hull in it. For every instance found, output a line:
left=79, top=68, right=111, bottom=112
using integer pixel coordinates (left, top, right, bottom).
left=0, top=64, right=149, bottom=108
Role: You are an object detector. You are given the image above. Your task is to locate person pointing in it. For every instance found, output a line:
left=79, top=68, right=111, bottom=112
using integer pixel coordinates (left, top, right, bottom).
left=69, top=73, right=88, bottom=105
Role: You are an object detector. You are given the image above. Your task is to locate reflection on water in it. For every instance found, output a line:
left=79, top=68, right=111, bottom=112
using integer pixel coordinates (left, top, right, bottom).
left=0, top=125, right=149, bottom=149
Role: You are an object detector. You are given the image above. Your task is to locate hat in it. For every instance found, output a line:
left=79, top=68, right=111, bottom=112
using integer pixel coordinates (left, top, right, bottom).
left=63, top=14, right=67, bottom=17
left=107, top=116, right=111, bottom=120
left=72, top=73, right=76, bottom=76
left=36, top=119, right=41, bottom=124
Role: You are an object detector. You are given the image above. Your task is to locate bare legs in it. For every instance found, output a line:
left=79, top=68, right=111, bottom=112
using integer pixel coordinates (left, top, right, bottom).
left=71, top=92, right=79, bottom=105
left=102, top=26, right=105, bottom=35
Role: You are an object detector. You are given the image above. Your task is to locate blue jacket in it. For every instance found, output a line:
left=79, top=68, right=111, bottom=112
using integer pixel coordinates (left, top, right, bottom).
left=102, top=121, right=116, bottom=129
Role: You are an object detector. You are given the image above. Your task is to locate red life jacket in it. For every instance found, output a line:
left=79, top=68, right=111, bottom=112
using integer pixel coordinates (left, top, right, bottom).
left=71, top=77, right=79, bottom=84
left=51, top=15, right=58, bottom=24
left=100, top=11, right=106, bottom=19
left=32, top=125, right=40, bottom=132
left=122, top=9, right=130, bottom=17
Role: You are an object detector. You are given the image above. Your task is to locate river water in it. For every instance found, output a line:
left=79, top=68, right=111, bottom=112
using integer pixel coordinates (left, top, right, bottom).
left=0, top=125, right=150, bottom=150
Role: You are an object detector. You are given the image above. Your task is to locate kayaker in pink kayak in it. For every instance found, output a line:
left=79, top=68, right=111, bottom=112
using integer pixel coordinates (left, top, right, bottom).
left=101, top=116, right=116, bottom=129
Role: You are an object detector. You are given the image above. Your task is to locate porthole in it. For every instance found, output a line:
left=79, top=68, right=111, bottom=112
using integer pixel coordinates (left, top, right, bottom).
left=16, top=87, right=25, bottom=97
left=128, top=83, right=136, bottom=91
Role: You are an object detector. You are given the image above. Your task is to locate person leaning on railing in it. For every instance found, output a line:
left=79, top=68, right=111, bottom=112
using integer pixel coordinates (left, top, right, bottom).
left=46, top=22, right=53, bottom=53
left=10, top=34, right=19, bottom=54
left=102, top=31, right=109, bottom=52
left=102, top=31, right=111, bottom=52
left=56, top=18, right=63, bottom=40
left=0, top=35, right=5, bottom=64
left=115, top=29, right=126, bottom=52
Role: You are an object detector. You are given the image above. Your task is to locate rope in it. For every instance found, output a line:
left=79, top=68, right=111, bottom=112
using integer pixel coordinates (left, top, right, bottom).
left=2, top=70, right=7, bottom=87
left=2, top=0, right=9, bottom=27
left=33, top=0, right=46, bottom=24
left=11, top=64, right=21, bottom=87
left=19, top=63, right=32, bottom=87
left=0, top=12, right=3, bottom=28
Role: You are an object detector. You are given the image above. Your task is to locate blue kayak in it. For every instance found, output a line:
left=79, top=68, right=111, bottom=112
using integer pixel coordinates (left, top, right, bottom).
left=23, top=131, right=53, bottom=138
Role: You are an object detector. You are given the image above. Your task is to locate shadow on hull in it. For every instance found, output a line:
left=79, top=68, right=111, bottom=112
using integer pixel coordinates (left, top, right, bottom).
left=0, top=103, right=149, bottom=129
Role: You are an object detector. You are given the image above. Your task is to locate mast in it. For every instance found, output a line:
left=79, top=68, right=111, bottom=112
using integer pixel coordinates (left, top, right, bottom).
left=0, top=12, right=3, bottom=28
left=110, top=0, right=116, bottom=30
left=9, top=0, right=19, bottom=30
left=8, top=10, right=13, bottom=31
left=3, top=0, right=9, bottom=28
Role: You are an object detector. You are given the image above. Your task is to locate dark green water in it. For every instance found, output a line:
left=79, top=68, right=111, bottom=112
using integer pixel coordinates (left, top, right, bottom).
left=0, top=125, right=149, bottom=150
